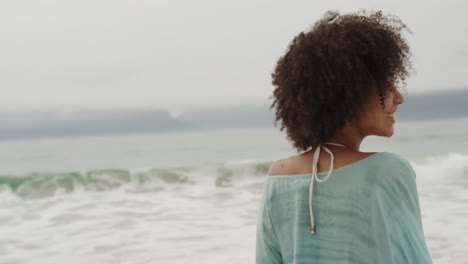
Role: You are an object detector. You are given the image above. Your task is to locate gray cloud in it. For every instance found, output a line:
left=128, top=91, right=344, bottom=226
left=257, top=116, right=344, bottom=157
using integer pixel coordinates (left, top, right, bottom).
left=0, top=0, right=467, bottom=113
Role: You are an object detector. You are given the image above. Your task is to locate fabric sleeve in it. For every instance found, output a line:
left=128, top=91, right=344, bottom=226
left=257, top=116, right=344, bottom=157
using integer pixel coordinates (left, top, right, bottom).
left=255, top=178, right=283, bottom=264
left=374, top=158, right=433, bottom=263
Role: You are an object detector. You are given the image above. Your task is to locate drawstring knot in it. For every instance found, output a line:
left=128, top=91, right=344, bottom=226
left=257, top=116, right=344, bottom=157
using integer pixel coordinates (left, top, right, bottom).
left=309, top=142, right=348, bottom=235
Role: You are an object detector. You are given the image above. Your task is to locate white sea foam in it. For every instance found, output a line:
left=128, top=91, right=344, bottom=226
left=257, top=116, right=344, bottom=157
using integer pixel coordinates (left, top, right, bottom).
left=409, top=154, right=468, bottom=262
left=0, top=153, right=467, bottom=263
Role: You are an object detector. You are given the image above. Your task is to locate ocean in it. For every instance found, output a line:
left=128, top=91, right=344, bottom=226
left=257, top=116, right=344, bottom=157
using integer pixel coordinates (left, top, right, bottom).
left=1, top=117, right=467, bottom=263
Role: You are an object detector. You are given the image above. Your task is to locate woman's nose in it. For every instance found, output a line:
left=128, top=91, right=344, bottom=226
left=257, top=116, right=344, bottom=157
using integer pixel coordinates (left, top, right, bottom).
left=394, top=89, right=405, bottom=105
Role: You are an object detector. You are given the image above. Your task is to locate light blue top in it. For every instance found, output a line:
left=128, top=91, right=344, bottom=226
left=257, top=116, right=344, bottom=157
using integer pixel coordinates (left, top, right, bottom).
left=256, top=151, right=433, bottom=264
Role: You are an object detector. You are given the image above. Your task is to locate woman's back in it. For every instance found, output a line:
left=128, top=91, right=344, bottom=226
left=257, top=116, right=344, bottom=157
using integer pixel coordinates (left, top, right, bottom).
left=256, top=152, right=433, bottom=264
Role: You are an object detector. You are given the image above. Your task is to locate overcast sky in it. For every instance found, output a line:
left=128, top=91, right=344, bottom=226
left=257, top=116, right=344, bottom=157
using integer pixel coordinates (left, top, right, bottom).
left=1, top=0, right=467, bottom=115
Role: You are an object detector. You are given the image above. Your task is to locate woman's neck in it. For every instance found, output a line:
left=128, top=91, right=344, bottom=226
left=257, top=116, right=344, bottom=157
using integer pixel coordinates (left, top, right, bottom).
left=327, top=124, right=365, bottom=152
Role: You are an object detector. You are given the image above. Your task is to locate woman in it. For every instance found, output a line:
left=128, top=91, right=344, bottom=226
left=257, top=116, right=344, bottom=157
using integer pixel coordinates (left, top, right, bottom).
left=255, top=10, right=433, bottom=263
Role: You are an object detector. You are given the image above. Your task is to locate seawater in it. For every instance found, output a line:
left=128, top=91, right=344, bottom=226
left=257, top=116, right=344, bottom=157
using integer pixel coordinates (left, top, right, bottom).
left=0, top=118, right=467, bottom=263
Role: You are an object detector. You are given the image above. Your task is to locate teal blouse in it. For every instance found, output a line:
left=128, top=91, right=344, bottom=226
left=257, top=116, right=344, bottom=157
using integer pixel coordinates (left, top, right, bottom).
left=256, top=152, right=432, bottom=264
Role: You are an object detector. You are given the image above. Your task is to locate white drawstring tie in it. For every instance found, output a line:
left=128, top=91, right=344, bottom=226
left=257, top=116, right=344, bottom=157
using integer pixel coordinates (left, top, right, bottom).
left=309, top=142, right=348, bottom=235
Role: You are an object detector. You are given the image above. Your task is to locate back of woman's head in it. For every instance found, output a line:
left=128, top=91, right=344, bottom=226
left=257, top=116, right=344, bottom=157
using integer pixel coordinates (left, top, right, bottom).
left=270, top=9, right=412, bottom=152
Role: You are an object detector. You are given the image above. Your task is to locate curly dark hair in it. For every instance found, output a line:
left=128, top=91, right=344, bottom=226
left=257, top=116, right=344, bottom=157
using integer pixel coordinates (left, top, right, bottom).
left=269, top=9, right=413, bottom=152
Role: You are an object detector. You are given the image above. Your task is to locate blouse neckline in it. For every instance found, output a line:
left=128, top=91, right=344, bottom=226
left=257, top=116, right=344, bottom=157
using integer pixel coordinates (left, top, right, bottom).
left=267, top=151, right=387, bottom=179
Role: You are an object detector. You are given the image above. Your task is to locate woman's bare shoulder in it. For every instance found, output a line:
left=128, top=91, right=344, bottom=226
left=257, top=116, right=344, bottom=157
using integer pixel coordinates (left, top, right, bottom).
left=267, top=152, right=317, bottom=176
left=267, top=156, right=298, bottom=176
